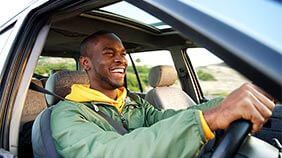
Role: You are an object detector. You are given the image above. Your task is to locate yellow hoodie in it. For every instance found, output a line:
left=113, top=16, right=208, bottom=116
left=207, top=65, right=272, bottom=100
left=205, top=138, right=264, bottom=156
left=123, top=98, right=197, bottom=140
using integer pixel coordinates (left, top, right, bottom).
left=65, top=84, right=127, bottom=113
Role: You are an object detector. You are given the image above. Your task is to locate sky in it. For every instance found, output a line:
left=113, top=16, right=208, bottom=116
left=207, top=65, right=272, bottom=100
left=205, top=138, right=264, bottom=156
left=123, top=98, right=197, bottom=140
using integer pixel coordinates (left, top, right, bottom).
left=101, top=1, right=160, bottom=25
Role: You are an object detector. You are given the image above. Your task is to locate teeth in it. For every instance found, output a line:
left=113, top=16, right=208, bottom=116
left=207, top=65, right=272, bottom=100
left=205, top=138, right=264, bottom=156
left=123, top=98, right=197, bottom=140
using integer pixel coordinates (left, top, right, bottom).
left=111, top=69, right=124, bottom=73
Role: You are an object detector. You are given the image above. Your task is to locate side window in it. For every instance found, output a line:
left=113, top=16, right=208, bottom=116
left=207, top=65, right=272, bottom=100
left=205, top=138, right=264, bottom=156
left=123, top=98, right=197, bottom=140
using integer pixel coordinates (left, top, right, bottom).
left=35, top=56, right=76, bottom=77
left=187, top=48, right=249, bottom=98
left=126, top=50, right=181, bottom=92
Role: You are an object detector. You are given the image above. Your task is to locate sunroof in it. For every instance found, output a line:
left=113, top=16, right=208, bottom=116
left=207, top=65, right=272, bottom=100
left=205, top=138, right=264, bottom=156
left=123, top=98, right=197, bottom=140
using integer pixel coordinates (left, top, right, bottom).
left=100, top=1, right=171, bottom=30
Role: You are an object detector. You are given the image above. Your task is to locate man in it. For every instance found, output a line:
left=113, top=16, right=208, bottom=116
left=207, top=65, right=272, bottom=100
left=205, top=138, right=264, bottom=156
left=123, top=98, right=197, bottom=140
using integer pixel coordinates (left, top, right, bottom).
left=51, top=31, right=275, bottom=158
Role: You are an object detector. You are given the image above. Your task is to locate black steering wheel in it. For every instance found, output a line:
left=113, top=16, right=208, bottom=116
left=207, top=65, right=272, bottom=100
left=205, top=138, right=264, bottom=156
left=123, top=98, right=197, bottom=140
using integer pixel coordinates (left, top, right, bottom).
left=211, top=119, right=251, bottom=158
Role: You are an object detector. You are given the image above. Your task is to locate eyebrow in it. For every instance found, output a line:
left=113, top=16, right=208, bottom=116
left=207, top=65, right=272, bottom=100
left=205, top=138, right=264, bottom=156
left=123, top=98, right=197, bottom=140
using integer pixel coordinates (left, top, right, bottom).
left=103, top=47, right=114, bottom=51
left=103, top=47, right=126, bottom=53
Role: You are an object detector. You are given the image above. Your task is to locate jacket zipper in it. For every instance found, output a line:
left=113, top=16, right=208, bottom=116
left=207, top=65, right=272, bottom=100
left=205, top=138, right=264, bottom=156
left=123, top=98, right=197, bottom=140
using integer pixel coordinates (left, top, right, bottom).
left=119, top=112, right=128, bottom=130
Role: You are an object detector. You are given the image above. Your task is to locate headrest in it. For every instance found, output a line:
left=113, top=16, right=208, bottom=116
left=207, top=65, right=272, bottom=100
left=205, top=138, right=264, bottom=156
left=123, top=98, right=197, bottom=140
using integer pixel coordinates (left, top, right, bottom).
left=148, top=65, right=177, bottom=87
left=45, top=70, right=89, bottom=105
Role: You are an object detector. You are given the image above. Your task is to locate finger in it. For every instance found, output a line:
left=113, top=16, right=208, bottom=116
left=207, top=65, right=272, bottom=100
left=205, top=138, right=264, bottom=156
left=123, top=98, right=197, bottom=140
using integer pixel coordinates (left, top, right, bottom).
left=249, top=92, right=273, bottom=119
left=250, top=113, right=265, bottom=133
left=250, top=83, right=277, bottom=104
left=264, top=118, right=270, bottom=124
left=241, top=99, right=265, bottom=133
left=245, top=83, right=275, bottom=111
left=251, top=123, right=263, bottom=133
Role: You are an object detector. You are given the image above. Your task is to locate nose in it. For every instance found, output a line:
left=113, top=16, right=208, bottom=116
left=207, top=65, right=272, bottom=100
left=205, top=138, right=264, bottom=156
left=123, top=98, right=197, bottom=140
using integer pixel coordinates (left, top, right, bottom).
left=114, top=54, right=127, bottom=65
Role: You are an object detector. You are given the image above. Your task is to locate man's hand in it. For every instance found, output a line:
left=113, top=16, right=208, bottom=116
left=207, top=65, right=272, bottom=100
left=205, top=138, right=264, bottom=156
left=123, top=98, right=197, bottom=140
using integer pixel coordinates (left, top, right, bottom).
left=204, top=83, right=275, bottom=133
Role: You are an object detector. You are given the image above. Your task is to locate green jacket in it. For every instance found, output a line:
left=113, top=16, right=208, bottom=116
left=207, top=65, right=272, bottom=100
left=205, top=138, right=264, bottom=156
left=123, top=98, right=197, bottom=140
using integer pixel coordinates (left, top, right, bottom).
left=51, top=95, right=223, bottom=158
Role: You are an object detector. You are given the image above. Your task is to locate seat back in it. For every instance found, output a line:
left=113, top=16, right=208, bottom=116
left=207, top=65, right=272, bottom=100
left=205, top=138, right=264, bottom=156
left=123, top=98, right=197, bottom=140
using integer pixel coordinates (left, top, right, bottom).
left=145, top=65, right=195, bottom=110
left=32, top=107, right=61, bottom=158
left=21, top=79, right=48, bottom=126
left=45, top=70, right=89, bottom=106
left=32, top=70, right=89, bottom=158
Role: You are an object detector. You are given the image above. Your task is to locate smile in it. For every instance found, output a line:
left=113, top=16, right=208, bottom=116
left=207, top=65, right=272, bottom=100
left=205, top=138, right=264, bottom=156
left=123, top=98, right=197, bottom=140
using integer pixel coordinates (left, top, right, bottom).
left=110, top=69, right=125, bottom=73
left=110, top=67, right=126, bottom=74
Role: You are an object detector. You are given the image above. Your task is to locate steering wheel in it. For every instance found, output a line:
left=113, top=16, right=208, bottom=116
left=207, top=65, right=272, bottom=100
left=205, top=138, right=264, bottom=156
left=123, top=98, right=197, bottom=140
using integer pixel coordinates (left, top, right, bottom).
left=211, top=119, right=251, bottom=158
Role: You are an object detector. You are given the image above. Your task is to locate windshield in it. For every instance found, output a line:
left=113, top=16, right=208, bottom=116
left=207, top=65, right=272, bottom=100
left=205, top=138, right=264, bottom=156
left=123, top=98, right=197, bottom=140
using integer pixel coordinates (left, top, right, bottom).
left=179, top=0, right=282, bottom=53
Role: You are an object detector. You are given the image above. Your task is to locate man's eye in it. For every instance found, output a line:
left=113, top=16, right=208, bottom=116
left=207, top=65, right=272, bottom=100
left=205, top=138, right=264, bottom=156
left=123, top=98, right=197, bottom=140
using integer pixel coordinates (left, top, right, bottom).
left=104, top=52, right=114, bottom=56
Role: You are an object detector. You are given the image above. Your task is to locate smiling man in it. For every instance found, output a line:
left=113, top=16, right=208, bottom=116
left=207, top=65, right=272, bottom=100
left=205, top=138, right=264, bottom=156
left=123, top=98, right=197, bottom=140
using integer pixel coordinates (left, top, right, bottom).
left=80, top=31, right=127, bottom=93
left=50, top=31, right=275, bottom=158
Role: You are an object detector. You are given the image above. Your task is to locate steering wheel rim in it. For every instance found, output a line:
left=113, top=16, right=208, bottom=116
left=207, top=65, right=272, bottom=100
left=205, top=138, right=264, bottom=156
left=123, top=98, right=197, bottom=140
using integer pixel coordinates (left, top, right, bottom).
left=211, top=119, right=252, bottom=158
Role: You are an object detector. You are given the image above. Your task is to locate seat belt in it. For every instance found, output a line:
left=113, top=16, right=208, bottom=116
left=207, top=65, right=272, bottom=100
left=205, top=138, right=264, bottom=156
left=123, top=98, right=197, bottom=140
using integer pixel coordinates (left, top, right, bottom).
left=29, top=82, right=65, bottom=100
left=29, top=82, right=129, bottom=135
left=87, top=103, right=128, bottom=135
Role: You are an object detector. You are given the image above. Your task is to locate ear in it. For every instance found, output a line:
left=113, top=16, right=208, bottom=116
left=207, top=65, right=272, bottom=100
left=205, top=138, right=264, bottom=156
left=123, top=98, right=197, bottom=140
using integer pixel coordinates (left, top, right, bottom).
left=79, top=56, right=91, bottom=71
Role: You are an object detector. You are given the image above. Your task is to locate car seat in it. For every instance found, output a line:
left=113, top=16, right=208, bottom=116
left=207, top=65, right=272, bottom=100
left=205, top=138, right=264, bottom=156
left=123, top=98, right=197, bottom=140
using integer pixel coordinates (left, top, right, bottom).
left=145, top=65, right=195, bottom=110
left=32, top=70, right=89, bottom=158
left=44, top=70, right=89, bottom=105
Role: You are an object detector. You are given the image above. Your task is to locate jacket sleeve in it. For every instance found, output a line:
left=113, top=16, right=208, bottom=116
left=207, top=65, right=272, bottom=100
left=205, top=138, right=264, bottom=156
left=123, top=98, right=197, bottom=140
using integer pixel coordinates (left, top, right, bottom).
left=51, top=101, right=214, bottom=158
left=139, top=96, right=224, bottom=126
left=188, top=97, right=224, bottom=111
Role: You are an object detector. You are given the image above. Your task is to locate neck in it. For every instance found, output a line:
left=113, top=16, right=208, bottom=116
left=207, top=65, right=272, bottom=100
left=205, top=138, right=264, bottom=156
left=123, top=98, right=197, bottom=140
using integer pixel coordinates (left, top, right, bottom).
left=89, top=81, right=117, bottom=100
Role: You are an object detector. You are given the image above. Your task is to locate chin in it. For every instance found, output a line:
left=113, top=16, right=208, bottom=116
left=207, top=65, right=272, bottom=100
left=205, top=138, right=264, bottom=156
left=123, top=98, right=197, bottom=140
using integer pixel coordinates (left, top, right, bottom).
left=100, top=75, right=124, bottom=89
left=110, top=81, right=124, bottom=89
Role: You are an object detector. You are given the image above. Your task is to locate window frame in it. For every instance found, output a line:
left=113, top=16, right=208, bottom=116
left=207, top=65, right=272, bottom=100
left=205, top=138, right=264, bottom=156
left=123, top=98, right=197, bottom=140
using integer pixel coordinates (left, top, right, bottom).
left=127, top=52, right=144, bottom=92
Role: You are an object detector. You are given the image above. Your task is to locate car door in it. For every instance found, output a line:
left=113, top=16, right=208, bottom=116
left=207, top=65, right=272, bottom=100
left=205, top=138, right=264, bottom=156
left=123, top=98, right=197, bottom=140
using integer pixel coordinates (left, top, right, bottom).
left=0, top=0, right=91, bottom=155
left=0, top=0, right=51, bottom=154
left=0, top=19, right=20, bottom=157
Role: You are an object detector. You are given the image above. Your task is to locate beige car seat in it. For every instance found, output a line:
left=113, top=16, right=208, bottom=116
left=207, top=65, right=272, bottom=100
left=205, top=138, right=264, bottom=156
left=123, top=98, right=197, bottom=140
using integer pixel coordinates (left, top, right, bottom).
left=32, top=70, right=89, bottom=158
left=45, top=70, right=89, bottom=105
left=145, top=65, right=195, bottom=110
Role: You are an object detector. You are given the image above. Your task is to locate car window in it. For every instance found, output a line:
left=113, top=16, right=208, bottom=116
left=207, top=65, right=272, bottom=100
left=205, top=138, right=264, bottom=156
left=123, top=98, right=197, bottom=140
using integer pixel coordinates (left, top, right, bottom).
left=186, top=48, right=249, bottom=98
left=34, top=56, right=76, bottom=77
left=179, top=0, right=282, bottom=53
left=126, top=50, right=181, bottom=92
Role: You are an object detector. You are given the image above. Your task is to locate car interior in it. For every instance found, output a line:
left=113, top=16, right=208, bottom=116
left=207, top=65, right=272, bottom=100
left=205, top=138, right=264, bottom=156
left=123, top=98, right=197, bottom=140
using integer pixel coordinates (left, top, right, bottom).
left=5, top=0, right=280, bottom=157
left=17, top=1, right=200, bottom=157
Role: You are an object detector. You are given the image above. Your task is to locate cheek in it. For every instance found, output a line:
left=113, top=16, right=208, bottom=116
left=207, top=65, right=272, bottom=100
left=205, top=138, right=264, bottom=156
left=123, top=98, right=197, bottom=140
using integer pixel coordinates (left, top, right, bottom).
left=93, top=61, right=109, bottom=74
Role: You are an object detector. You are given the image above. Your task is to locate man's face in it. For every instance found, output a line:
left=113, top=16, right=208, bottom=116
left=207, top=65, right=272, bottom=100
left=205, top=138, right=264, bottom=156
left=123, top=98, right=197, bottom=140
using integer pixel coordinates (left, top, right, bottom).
left=85, top=34, right=128, bottom=90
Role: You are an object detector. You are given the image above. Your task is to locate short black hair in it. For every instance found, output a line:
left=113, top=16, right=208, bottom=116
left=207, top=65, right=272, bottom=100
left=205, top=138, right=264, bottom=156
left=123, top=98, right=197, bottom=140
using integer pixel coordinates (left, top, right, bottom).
left=80, top=30, right=114, bottom=57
